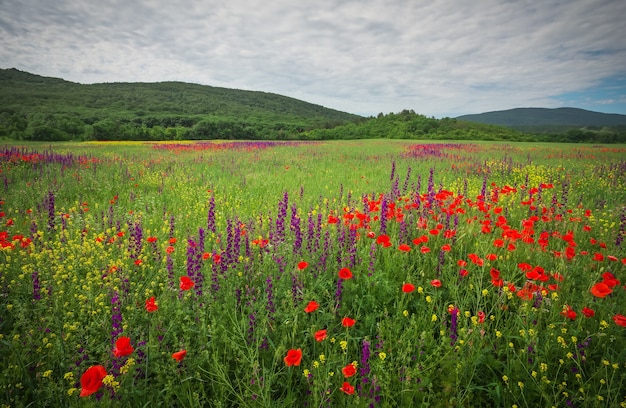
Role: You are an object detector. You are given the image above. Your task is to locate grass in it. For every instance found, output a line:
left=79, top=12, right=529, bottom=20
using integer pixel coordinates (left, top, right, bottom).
left=0, top=140, right=625, bottom=407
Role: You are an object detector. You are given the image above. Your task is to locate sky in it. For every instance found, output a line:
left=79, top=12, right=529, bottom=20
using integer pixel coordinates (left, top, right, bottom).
left=1, top=0, right=626, bottom=118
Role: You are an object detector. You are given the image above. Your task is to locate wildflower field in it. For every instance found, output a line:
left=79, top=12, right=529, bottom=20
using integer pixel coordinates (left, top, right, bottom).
left=1, top=139, right=625, bottom=407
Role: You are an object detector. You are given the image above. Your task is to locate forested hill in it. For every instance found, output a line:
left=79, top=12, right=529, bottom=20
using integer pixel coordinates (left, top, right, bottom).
left=0, top=68, right=362, bottom=141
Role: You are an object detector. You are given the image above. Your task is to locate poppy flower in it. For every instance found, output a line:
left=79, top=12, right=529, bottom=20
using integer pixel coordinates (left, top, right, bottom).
left=342, top=363, right=357, bottom=378
left=430, top=279, right=442, bottom=288
left=304, top=300, right=319, bottom=313
left=79, top=365, right=107, bottom=397
left=477, top=311, right=485, bottom=324
left=376, top=234, right=390, bottom=245
left=340, top=381, right=355, bottom=395
left=342, top=317, right=356, bottom=327
left=145, top=296, right=158, bottom=312
left=179, top=276, right=195, bottom=291
left=113, top=336, right=134, bottom=358
left=613, top=314, right=626, bottom=327
left=398, top=244, right=411, bottom=252
left=338, top=268, right=353, bottom=280
left=560, top=305, right=577, bottom=320
left=590, top=282, right=612, bottom=298
left=314, top=329, right=327, bottom=342
left=284, top=348, right=302, bottom=367
left=172, top=350, right=187, bottom=362
left=297, top=261, right=308, bottom=270
left=581, top=307, right=595, bottom=318
left=602, top=272, right=620, bottom=287
left=402, top=283, right=415, bottom=293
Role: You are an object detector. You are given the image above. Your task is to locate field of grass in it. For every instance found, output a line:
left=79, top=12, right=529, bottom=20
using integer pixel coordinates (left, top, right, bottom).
left=1, top=140, right=625, bottom=407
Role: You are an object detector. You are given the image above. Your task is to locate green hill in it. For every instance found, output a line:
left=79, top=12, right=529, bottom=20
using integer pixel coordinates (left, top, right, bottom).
left=456, top=107, right=626, bottom=143
left=457, top=107, right=626, bottom=127
left=0, top=68, right=361, bottom=141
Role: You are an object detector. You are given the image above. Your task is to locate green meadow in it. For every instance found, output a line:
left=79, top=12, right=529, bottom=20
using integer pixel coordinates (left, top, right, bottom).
left=1, top=140, right=625, bottom=407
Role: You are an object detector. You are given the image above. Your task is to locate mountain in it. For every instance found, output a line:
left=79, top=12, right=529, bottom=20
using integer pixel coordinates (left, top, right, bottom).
left=456, top=107, right=626, bottom=128
left=0, top=68, right=361, bottom=141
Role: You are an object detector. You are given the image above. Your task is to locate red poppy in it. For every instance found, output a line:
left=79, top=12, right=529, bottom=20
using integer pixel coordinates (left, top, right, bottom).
left=420, top=246, right=431, bottom=254
left=338, top=268, right=353, bottom=280
left=169, top=237, right=177, bottom=244
left=145, top=296, right=158, bottom=312
left=166, top=245, right=175, bottom=254
left=314, top=329, right=327, bottom=342
left=342, top=317, right=356, bottom=327
left=79, top=365, right=107, bottom=397
left=304, top=301, right=319, bottom=313
left=113, top=336, right=134, bottom=358
left=297, top=261, right=309, bottom=270
left=172, top=350, right=187, bottom=362
left=376, top=234, right=390, bottom=245
left=581, top=307, right=595, bottom=318
left=284, top=348, right=302, bottom=367
left=342, top=363, right=357, bottom=377
left=340, top=381, right=355, bottom=395
left=179, top=276, right=195, bottom=291
left=402, top=283, right=415, bottom=293
left=613, top=314, right=626, bottom=327
left=398, top=244, right=411, bottom=252
left=602, top=272, right=620, bottom=287
left=147, top=236, right=157, bottom=243
left=590, top=282, right=612, bottom=298
left=477, top=311, right=485, bottom=324
left=430, top=279, right=442, bottom=288
left=560, top=305, right=577, bottom=320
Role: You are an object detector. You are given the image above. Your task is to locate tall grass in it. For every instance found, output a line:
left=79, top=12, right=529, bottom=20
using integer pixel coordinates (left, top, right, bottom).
left=1, top=140, right=625, bottom=407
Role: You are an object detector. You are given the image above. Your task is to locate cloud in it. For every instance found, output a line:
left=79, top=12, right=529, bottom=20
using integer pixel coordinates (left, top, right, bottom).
left=1, top=0, right=625, bottom=116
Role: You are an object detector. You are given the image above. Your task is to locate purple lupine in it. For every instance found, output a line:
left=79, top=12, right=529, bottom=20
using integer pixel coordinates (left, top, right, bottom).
left=334, top=278, right=344, bottom=311
left=290, top=205, right=302, bottom=255
left=389, top=160, right=396, bottom=181
left=129, top=221, right=143, bottom=260
left=275, top=192, right=289, bottom=243
left=265, top=275, right=275, bottom=321
left=291, top=272, right=303, bottom=306
left=46, top=191, right=55, bottom=232
left=306, top=213, right=315, bottom=253
left=247, top=312, right=257, bottom=345
left=31, top=270, right=41, bottom=301
left=168, top=214, right=176, bottom=238
left=436, top=249, right=446, bottom=277
left=379, top=196, right=388, bottom=235
left=358, top=339, right=372, bottom=399
left=347, top=227, right=358, bottom=268
left=315, top=213, right=323, bottom=253
left=402, top=166, right=412, bottom=195
left=318, top=230, right=331, bottom=274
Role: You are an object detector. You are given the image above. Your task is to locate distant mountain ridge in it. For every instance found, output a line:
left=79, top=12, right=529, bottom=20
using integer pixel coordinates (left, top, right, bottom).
left=456, top=107, right=626, bottom=128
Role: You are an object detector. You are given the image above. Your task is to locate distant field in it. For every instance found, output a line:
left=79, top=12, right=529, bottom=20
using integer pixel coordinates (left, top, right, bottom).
left=1, top=140, right=625, bottom=407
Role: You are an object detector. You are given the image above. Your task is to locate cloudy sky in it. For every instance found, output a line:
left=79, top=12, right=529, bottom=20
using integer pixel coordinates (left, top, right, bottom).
left=1, top=0, right=626, bottom=117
